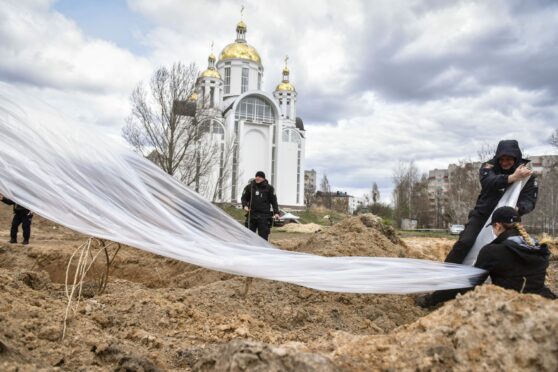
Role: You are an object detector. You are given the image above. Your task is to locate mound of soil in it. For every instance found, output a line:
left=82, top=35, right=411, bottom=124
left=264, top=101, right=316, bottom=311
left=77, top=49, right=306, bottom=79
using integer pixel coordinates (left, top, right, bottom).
left=402, top=236, right=454, bottom=261
left=193, top=339, right=338, bottom=372
left=1, top=207, right=557, bottom=371
left=295, top=214, right=408, bottom=258
left=322, top=285, right=558, bottom=371
left=276, top=223, right=323, bottom=234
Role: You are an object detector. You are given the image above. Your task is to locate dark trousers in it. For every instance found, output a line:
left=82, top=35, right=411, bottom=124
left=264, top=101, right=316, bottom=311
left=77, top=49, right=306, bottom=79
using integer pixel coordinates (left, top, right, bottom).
left=428, top=213, right=488, bottom=306
left=444, top=213, right=488, bottom=264
left=249, top=216, right=271, bottom=241
left=11, top=213, right=32, bottom=242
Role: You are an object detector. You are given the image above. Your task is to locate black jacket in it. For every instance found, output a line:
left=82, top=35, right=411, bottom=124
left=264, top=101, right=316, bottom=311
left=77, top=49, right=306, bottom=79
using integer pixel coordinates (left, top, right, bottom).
left=241, top=180, right=279, bottom=218
left=1, top=197, right=31, bottom=215
left=473, top=140, right=538, bottom=218
left=475, top=229, right=556, bottom=299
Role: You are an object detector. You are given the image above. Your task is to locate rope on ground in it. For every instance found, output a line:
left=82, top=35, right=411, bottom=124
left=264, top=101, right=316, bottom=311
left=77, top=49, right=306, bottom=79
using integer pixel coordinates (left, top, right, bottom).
left=62, top=237, right=108, bottom=340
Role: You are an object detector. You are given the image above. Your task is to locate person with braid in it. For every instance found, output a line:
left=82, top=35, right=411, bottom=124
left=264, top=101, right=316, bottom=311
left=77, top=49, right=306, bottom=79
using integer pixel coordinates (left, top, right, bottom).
left=418, top=207, right=556, bottom=307
left=474, top=206, right=556, bottom=299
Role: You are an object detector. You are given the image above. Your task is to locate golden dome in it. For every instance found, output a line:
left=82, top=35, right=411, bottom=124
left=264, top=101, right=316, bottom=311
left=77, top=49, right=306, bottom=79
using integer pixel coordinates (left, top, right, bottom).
left=208, top=53, right=216, bottom=61
left=200, top=68, right=221, bottom=79
left=220, top=42, right=261, bottom=64
left=275, top=82, right=296, bottom=92
left=187, top=92, right=198, bottom=102
left=283, top=66, right=290, bottom=74
left=237, top=20, right=247, bottom=30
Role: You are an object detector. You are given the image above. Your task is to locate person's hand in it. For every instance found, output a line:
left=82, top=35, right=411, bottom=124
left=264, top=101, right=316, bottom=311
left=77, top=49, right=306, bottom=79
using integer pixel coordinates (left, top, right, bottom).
left=274, top=213, right=280, bottom=220
left=244, top=206, right=250, bottom=212
left=509, top=164, right=532, bottom=182
left=0, top=193, right=3, bottom=199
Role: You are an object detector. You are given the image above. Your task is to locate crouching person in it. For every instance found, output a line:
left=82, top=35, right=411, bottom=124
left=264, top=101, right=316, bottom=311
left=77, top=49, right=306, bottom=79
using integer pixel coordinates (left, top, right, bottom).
left=475, top=206, right=556, bottom=299
left=0, top=193, right=33, bottom=245
left=417, top=206, right=555, bottom=307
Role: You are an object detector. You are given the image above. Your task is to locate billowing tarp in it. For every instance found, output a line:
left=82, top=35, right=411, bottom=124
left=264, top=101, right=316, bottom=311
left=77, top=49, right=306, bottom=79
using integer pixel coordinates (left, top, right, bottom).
left=0, top=85, right=489, bottom=294
left=462, top=178, right=528, bottom=266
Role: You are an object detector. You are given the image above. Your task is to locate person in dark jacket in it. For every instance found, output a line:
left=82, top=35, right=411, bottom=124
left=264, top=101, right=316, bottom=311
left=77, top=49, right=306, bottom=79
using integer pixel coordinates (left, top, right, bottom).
left=475, top=206, right=555, bottom=299
left=0, top=193, right=33, bottom=245
left=445, top=140, right=538, bottom=264
left=241, top=171, right=280, bottom=241
left=417, top=207, right=556, bottom=307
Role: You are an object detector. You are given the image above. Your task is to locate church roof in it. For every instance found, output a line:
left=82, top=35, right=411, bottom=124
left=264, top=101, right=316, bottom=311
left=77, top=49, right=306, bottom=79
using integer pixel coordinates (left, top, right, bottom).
left=200, top=68, right=221, bottom=79
left=275, top=82, right=296, bottom=92
left=295, top=117, right=305, bottom=131
left=220, top=42, right=261, bottom=64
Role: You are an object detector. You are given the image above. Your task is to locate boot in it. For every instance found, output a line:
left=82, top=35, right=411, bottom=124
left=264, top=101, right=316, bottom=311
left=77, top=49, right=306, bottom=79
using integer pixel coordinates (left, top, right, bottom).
left=22, top=240, right=29, bottom=245
left=9, top=239, right=17, bottom=244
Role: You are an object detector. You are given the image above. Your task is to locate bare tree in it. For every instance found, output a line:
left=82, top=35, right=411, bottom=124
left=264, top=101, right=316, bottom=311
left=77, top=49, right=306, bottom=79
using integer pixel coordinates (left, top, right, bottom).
left=320, top=174, right=332, bottom=209
left=447, top=161, right=481, bottom=224
left=190, top=131, right=237, bottom=202
left=392, top=161, right=425, bottom=227
left=123, top=62, right=218, bottom=190
left=477, top=142, right=497, bottom=162
left=550, top=129, right=558, bottom=148
left=372, top=182, right=380, bottom=203
left=304, top=187, right=315, bottom=208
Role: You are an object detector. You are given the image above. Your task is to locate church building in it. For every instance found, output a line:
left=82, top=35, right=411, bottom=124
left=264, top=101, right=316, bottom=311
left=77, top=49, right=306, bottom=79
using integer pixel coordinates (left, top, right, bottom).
left=190, top=20, right=306, bottom=207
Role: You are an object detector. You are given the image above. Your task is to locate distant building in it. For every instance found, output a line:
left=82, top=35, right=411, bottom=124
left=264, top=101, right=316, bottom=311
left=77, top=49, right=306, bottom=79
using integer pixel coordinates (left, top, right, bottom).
left=427, top=169, right=450, bottom=228
left=529, top=155, right=558, bottom=175
left=314, top=191, right=354, bottom=214
left=304, top=169, right=317, bottom=194
left=185, top=19, right=306, bottom=206
left=348, top=196, right=366, bottom=214
left=401, top=218, right=418, bottom=230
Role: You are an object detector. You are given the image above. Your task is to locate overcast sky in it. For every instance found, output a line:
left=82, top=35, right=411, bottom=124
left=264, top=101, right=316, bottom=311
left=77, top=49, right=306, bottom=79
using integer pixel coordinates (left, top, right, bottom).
left=1, top=0, right=557, bottom=202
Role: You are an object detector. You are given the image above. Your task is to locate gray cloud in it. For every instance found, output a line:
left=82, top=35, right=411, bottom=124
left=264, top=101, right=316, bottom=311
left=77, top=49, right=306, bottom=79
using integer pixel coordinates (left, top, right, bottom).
left=1, top=0, right=557, bottom=201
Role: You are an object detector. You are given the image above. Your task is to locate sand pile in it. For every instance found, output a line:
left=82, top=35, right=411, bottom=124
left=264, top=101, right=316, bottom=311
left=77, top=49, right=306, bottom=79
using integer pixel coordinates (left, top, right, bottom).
left=295, top=214, right=409, bottom=258
left=276, top=223, right=324, bottom=234
left=402, top=237, right=454, bottom=261
left=193, top=340, right=338, bottom=372
left=322, top=285, right=558, bottom=371
left=1, top=209, right=557, bottom=371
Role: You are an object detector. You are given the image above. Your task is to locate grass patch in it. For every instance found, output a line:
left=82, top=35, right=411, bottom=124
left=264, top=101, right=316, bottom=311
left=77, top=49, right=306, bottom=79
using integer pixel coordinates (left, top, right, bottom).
left=297, top=208, right=347, bottom=225
left=398, top=230, right=458, bottom=239
left=218, top=204, right=247, bottom=223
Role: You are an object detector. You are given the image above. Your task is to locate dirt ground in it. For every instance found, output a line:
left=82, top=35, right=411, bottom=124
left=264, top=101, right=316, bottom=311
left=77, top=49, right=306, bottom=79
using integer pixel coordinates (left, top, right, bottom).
left=0, top=208, right=556, bottom=371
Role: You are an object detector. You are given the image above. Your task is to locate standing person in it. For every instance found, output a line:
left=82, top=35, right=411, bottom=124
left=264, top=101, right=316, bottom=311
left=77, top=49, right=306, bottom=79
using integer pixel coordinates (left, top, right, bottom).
left=418, top=207, right=556, bottom=307
left=241, top=171, right=280, bottom=241
left=0, top=193, right=33, bottom=245
left=445, top=140, right=538, bottom=264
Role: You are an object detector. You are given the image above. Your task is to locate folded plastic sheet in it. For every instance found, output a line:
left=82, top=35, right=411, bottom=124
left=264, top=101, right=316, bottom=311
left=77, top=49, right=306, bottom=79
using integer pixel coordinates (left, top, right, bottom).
left=0, top=85, right=489, bottom=294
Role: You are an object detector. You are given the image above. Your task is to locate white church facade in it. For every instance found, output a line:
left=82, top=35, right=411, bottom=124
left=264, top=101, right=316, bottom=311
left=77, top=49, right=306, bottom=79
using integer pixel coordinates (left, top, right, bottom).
left=190, top=20, right=306, bottom=207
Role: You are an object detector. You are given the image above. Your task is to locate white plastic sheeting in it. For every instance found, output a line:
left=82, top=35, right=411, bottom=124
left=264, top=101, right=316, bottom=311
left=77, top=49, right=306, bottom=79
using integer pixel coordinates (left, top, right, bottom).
left=462, top=179, right=528, bottom=266
left=0, top=85, right=488, bottom=294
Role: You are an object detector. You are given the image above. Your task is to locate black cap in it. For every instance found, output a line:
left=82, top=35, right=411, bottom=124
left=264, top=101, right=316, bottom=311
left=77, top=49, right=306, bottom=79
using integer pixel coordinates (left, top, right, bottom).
left=255, top=171, right=265, bottom=179
left=486, top=206, right=521, bottom=227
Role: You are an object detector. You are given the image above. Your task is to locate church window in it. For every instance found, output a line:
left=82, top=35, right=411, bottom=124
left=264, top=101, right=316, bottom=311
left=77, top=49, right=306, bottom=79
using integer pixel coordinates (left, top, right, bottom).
left=224, top=67, right=231, bottom=94
left=201, top=86, right=206, bottom=107
left=241, top=68, right=249, bottom=93
left=258, top=72, right=262, bottom=90
left=210, top=87, right=215, bottom=108
left=236, top=96, right=274, bottom=123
